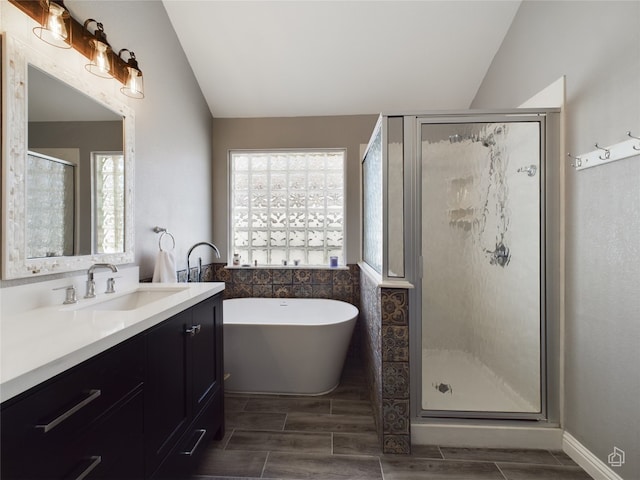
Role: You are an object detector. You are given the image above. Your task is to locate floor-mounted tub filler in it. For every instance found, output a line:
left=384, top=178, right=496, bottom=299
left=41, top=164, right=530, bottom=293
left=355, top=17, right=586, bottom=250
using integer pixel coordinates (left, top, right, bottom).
left=223, top=298, right=358, bottom=395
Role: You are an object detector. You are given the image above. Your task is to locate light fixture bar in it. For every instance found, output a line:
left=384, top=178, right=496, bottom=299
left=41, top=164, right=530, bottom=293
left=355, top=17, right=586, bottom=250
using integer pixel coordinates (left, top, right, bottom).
left=10, top=0, right=145, bottom=99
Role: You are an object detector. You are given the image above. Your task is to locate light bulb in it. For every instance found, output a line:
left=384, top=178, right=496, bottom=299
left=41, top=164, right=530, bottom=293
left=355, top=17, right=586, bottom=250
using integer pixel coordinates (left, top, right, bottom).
left=33, top=0, right=71, bottom=49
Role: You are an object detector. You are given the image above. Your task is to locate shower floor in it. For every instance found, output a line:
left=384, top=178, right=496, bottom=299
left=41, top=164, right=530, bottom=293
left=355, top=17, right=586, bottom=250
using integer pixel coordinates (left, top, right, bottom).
left=422, top=349, right=537, bottom=413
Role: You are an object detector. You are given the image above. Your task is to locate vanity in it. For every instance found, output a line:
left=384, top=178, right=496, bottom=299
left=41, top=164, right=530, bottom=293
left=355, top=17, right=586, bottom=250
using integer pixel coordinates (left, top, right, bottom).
left=0, top=277, right=225, bottom=479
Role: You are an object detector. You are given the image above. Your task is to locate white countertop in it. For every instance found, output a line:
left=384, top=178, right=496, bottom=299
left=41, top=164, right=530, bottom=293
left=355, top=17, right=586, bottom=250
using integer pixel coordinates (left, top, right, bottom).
left=0, top=281, right=225, bottom=403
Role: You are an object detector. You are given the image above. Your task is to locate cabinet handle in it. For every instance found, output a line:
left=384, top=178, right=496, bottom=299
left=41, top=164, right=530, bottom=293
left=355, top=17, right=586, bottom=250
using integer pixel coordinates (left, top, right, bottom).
left=185, top=324, right=201, bottom=336
left=71, top=456, right=102, bottom=480
left=35, top=389, right=101, bottom=433
left=179, top=429, right=206, bottom=456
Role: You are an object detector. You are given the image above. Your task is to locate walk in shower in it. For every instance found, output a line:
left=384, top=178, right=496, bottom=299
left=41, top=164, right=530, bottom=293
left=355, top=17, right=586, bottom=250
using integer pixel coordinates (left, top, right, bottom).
left=362, top=111, right=561, bottom=446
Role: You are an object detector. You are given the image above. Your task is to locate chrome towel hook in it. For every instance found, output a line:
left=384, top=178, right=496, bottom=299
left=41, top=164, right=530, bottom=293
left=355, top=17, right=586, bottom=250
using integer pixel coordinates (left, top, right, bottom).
left=567, top=152, right=582, bottom=167
left=627, top=131, right=640, bottom=151
left=572, top=132, right=639, bottom=171
left=594, top=143, right=611, bottom=160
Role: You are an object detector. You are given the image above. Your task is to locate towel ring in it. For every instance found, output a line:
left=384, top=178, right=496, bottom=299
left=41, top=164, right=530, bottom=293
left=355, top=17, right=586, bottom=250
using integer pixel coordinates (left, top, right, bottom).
left=159, top=231, right=176, bottom=252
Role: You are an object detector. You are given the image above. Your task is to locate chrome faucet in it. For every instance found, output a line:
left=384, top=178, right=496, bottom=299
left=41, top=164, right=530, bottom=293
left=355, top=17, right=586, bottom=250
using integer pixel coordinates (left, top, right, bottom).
left=85, top=263, right=118, bottom=298
left=187, top=242, right=220, bottom=282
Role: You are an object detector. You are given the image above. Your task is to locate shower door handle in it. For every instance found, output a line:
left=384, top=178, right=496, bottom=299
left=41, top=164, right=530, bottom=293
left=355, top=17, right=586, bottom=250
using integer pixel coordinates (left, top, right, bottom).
left=517, top=165, right=537, bottom=177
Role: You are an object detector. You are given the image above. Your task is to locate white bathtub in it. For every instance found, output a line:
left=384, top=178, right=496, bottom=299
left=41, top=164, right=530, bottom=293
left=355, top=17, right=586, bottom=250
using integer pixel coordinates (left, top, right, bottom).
left=223, top=298, right=358, bottom=395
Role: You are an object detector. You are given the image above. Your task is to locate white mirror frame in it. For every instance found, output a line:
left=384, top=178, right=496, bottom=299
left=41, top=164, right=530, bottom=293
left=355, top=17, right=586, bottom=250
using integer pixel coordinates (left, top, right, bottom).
left=2, top=33, right=135, bottom=279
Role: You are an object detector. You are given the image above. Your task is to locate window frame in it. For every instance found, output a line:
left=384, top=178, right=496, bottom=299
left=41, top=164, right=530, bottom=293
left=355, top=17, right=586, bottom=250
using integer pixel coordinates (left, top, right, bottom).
left=227, top=148, right=347, bottom=267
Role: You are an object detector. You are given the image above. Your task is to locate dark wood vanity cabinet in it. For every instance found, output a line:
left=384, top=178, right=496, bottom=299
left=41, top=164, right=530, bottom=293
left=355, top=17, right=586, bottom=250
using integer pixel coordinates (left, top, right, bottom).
left=0, top=293, right=224, bottom=480
left=145, top=294, right=225, bottom=478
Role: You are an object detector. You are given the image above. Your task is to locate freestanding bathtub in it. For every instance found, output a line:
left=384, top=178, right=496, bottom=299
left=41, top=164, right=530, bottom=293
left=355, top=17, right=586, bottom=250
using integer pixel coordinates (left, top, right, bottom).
left=223, top=298, right=358, bottom=395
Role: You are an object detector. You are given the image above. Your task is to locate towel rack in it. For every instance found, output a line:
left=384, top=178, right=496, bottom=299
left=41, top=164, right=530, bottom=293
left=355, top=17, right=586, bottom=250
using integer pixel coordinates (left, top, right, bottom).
left=568, top=131, right=640, bottom=171
left=152, top=226, right=175, bottom=251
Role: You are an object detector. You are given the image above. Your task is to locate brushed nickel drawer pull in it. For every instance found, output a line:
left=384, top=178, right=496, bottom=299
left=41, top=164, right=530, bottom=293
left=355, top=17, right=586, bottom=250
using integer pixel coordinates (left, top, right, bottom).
left=73, top=456, right=102, bottom=480
left=185, top=324, right=201, bottom=336
left=35, top=389, right=101, bottom=433
left=180, top=429, right=206, bottom=456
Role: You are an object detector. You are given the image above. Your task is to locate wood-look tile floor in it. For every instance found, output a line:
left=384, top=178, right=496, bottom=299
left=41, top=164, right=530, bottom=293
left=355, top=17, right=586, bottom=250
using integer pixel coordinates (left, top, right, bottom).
left=192, top=358, right=593, bottom=480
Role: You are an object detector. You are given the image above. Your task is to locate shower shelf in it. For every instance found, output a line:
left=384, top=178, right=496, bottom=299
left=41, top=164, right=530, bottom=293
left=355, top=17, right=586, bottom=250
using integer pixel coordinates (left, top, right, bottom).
left=570, top=133, right=640, bottom=171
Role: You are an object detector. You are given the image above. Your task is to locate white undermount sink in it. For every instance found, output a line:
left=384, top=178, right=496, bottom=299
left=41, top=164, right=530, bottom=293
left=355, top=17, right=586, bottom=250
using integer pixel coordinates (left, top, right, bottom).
left=74, top=287, right=189, bottom=311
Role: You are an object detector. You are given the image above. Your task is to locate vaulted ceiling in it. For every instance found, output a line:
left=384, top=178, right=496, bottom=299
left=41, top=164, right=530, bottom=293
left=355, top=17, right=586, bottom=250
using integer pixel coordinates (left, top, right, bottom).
left=163, top=1, right=521, bottom=118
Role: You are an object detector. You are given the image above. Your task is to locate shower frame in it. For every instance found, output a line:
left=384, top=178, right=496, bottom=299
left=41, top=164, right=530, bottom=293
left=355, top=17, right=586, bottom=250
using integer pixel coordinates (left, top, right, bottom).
left=385, top=109, right=562, bottom=425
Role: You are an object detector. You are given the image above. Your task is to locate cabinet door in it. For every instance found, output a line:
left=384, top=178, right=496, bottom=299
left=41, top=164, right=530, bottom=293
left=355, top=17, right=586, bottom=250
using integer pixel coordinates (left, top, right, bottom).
left=191, top=296, right=221, bottom=414
left=144, top=310, right=192, bottom=476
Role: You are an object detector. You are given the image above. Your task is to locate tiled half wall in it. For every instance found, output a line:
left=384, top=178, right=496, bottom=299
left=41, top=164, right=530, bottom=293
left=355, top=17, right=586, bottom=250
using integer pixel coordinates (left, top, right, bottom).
left=359, top=269, right=411, bottom=454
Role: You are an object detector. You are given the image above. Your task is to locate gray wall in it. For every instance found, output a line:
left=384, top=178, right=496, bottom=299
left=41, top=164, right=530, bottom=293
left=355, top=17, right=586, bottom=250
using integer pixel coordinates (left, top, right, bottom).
left=211, top=116, right=379, bottom=264
left=62, top=1, right=214, bottom=279
left=472, top=2, right=640, bottom=478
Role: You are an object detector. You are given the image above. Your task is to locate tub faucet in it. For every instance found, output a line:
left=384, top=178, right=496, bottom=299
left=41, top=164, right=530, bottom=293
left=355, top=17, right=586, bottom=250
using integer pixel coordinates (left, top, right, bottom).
left=85, top=263, right=118, bottom=298
left=187, top=242, right=221, bottom=282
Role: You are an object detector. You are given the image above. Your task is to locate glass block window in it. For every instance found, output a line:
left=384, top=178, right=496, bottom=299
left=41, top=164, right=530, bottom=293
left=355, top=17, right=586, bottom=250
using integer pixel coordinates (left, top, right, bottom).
left=230, top=150, right=346, bottom=266
left=93, top=152, right=125, bottom=253
left=26, top=152, right=75, bottom=258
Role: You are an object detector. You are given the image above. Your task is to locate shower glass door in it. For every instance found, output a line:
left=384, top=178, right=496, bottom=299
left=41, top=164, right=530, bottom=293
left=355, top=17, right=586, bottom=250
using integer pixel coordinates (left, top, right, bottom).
left=420, top=117, right=545, bottom=419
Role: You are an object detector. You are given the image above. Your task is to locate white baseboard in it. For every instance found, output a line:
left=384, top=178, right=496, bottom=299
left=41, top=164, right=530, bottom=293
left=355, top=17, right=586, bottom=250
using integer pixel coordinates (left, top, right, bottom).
left=412, top=423, right=563, bottom=449
left=563, top=432, right=624, bottom=480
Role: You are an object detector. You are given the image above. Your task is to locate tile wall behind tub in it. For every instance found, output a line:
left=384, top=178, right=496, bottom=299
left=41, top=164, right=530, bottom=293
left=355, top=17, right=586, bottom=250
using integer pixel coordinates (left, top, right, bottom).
left=204, top=264, right=360, bottom=305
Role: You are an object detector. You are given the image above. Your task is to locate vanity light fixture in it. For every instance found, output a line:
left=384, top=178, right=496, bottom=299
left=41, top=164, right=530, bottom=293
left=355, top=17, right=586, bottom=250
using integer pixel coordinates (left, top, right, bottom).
left=83, top=19, right=113, bottom=78
left=32, top=0, right=72, bottom=49
left=118, top=49, right=145, bottom=99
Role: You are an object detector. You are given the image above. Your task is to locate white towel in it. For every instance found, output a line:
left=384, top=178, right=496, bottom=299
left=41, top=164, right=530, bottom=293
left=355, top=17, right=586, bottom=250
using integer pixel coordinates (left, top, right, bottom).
left=152, top=250, right=177, bottom=283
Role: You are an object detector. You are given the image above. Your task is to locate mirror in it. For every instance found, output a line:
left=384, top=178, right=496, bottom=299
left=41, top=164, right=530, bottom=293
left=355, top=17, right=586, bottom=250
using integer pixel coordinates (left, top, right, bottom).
left=2, top=33, right=135, bottom=279
left=28, top=65, right=125, bottom=258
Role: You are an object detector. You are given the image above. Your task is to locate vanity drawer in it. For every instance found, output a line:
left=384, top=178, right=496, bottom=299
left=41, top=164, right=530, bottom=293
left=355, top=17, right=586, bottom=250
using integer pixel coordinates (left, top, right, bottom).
left=63, top=389, right=144, bottom=480
left=152, top=392, right=223, bottom=479
left=1, top=335, right=144, bottom=478
left=2, top=387, right=143, bottom=480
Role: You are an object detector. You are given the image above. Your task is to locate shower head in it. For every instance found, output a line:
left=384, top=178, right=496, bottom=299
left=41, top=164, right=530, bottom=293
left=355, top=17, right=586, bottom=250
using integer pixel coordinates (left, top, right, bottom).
left=448, top=133, right=494, bottom=147
left=481, top=135, right=495, bottom=147
left=449, top=133, right=478, bottom=144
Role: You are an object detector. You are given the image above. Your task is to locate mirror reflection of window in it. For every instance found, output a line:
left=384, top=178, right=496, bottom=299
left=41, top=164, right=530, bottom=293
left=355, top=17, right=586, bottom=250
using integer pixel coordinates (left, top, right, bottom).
left=26, top=151, right=75, bottom=258
left=92, top=152, right=125, bottom=253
